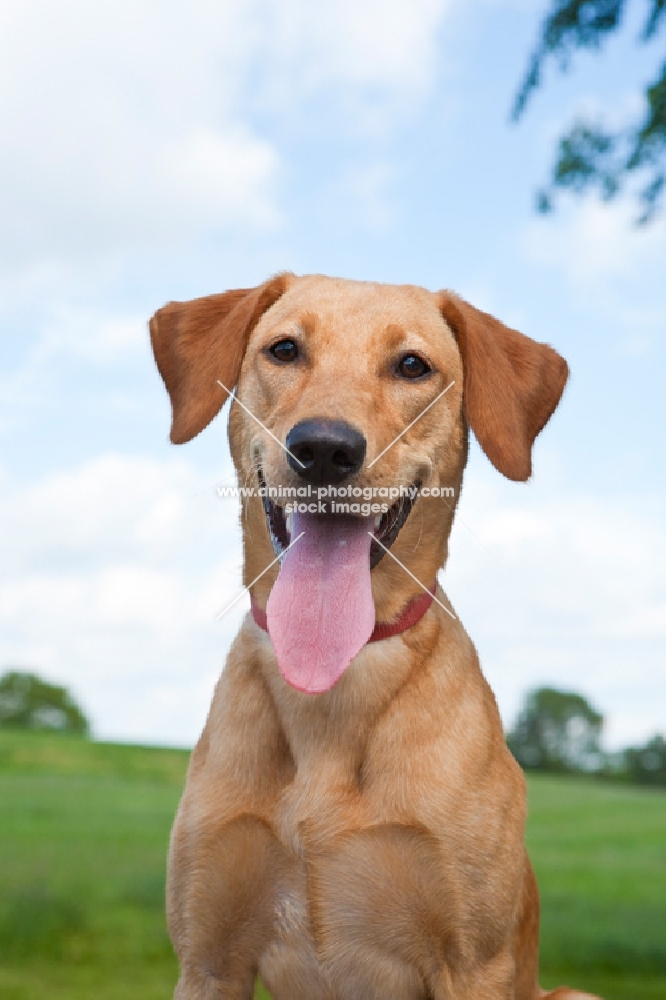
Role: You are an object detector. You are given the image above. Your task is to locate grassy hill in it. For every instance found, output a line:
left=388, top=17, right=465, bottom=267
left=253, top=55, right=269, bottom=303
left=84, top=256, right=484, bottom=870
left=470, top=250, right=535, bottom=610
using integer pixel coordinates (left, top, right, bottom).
left=0, top=730, right=664, bottom=1000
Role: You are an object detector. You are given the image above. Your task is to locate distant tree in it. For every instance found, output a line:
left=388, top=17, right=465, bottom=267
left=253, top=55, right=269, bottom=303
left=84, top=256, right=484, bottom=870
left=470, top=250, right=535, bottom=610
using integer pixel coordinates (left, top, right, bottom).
left=625, top=733, right=666, bottom=786
left=0, top=671, right=89, bottom=735
left=512, top=1, right=666, bottom=222
left=508, top=686, right=604, bottom=772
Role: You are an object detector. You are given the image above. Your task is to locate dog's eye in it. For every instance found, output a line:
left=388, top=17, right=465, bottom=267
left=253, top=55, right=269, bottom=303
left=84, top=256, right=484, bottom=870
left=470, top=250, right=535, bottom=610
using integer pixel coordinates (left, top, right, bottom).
left=397, top=354, right=431, bottom=379
left=270, top=339, right=299, bottom=363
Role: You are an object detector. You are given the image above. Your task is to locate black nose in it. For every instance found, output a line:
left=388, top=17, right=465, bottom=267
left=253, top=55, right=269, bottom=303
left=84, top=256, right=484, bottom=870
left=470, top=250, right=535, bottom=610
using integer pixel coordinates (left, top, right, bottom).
left=286, top=419, right=367, bottom=484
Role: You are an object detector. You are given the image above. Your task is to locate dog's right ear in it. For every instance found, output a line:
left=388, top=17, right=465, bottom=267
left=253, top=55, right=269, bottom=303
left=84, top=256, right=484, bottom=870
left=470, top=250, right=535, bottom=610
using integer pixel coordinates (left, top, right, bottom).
left=149, top=273, right=293, bottom=444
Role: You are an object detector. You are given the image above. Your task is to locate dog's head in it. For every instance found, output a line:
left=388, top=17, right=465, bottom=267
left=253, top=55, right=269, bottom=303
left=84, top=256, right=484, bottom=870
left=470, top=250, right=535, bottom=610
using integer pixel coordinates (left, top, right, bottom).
left=150, top=273, right=567, bottom=693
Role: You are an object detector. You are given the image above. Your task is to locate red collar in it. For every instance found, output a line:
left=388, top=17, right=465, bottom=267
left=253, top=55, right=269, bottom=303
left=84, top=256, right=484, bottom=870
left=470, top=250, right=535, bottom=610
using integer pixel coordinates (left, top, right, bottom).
left=250, top=584, right=436, bottom=644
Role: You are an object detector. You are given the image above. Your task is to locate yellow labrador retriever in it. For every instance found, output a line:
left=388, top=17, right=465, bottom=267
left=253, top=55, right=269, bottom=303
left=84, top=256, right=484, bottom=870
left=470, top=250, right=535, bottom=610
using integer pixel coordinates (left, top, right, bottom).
left=150, top=274, right=600, bottom=1000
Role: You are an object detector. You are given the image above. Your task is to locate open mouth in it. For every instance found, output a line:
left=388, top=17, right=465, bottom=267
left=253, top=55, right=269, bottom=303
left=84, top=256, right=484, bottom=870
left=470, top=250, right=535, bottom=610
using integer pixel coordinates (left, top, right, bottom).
left=256, top=469, right=423, bottom=694
left=259, top=470, right=418, bottom=569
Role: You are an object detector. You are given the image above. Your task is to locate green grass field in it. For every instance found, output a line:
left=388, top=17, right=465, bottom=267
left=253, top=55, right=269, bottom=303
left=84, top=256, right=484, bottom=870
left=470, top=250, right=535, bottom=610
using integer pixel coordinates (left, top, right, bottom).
left=0, top=731, right=664, bottom=1000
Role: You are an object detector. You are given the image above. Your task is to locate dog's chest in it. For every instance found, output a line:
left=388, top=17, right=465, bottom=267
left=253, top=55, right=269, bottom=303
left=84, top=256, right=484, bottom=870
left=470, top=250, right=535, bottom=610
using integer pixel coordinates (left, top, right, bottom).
left=258, top=774, right=458, bottom=1000
left=271, top=762, right=356, bottom=855
left=260, top=846, right=434, bottom=1000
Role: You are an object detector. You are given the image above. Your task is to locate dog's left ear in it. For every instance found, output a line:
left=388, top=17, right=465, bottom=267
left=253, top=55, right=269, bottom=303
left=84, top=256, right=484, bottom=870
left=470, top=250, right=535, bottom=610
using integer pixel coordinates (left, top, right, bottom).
left=150, top=273, right=293, bottom=444
left=438, top=292, right=569, bottom=481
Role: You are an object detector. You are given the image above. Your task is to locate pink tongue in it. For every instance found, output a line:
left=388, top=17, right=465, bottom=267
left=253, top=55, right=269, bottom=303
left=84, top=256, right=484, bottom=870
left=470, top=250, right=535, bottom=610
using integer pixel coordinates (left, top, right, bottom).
left=266, top=511, right=376, bottom=693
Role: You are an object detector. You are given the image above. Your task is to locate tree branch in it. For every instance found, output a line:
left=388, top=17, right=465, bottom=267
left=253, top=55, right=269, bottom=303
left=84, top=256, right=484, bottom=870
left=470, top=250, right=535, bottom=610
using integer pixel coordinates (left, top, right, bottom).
left=512, top=0, right=626, bottom=120
left=513, top=1, right=666, bottom=221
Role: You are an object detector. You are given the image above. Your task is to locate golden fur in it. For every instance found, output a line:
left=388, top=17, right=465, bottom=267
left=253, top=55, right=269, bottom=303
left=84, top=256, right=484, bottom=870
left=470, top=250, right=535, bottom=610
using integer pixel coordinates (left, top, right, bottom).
left=150, top=274, right=600, bottom=1000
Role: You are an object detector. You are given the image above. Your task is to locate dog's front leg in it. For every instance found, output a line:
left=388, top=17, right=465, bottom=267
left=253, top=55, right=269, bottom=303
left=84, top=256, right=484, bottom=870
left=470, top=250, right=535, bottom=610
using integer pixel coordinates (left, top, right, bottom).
left=174, top=967, right=254, bottom=1000
left=169, top=814, right=287, bottom=1000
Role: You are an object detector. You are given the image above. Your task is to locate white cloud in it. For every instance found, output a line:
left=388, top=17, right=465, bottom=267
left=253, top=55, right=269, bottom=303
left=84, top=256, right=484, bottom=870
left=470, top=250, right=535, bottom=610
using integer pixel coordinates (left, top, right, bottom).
left=0, top=0, right=454, bottom=280
left=167, top=128, right=281, bottom=229
left=31, top=310, right=146, bottom=364
left=522, top=195, right=666, bottom=287
left=252, top=0, right=452, bottom=118
left=445, top=459, right=666, bottom=749
left=0, top=453, right=247, bottom=744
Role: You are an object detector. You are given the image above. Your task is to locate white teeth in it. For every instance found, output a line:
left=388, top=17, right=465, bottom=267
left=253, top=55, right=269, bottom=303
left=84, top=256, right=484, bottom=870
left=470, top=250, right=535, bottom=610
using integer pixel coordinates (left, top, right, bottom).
left=374, top=515, right=382, bottom=529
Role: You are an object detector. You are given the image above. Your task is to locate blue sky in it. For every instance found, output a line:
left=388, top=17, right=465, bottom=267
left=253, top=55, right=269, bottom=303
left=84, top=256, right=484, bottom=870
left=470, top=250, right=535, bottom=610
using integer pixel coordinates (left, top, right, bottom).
left=1, top=0, right=664, bottom=747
